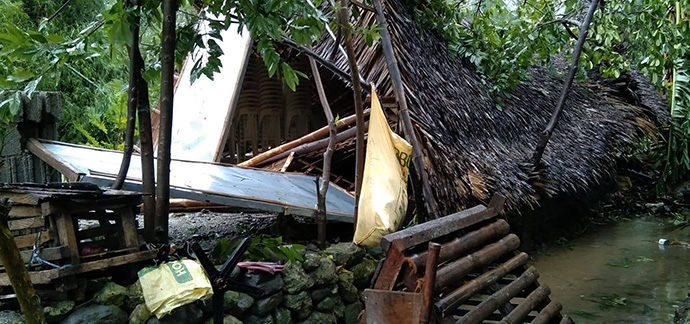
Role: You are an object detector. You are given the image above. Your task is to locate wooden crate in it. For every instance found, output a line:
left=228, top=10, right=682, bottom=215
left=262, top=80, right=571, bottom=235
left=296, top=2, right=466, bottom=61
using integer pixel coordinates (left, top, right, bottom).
left=0, top=183, right=155, bottom=287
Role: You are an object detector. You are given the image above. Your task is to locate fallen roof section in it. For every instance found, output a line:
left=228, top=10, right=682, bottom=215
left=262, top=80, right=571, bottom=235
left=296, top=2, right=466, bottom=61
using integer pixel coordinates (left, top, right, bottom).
left=28, top=139, right=355, bottom=222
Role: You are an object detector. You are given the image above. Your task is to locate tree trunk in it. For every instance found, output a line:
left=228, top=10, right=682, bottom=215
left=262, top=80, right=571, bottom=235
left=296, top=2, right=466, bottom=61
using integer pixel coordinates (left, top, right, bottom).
left=530, top=0, right=600, bottom=168
left=155, top=0, right=177, bottom=244
left=308, top=55, right=337, bottom=246
left=0, top=199, right=46, bottom=324
left=130, top=2, right=156, bottom=242
left=112, top=1, right=139, bottom=190
left=339, top=0, right=365, bottom=229
left=373, top=0, right=439, bottom=220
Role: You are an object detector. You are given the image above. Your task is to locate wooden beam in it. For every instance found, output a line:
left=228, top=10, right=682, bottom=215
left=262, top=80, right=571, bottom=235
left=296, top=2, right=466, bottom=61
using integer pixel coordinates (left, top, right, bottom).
left=26, top=138, right=81, bottom=181
left=381, top=205, right=488, bottom=252
left=13, top=231, right=51, bottom=249
left=54, top=213, right=80, bottom=264
left=373, top=0, right=439, bottom=219
left=8, top=216, right=45, bottom=231
left=0, top=246, right=69, bottom=267
left=8, top=206, right=42, bottom=219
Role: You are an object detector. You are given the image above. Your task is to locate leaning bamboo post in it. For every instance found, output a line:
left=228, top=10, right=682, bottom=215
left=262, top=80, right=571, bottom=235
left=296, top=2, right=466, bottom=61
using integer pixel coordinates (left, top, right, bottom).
left=339, top=0, right=366, bottom=229
left=420, top=242, right=441, bottom=324
left=308, top=52, right=338, bottom=246
left=456, top=267, right=540, bottom=324
left=0, top=199, right=47, bottom=324
left=530, top=0, right=600, bottom=169
left=238, top=111, right=368, bottom=168
left=373, top=0, right=439, bottom=219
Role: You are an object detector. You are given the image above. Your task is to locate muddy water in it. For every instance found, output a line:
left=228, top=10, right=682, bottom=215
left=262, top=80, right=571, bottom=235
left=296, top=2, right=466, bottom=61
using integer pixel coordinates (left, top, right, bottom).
left=532, top=218, right=690, bottom=323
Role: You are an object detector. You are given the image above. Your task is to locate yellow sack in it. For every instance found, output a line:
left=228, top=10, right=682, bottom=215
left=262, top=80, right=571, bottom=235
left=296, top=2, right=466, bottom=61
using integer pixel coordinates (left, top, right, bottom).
left=353, top=86, right=412, bottom=247
left=138, top=259, right=213, bottom=318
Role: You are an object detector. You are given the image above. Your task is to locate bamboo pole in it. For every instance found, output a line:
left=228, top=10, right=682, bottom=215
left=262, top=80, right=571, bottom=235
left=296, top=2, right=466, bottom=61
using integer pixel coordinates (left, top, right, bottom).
left=129, top=0, right=156, bottom=242
left=155, top=0, right=177, bottom=243
left=436, top=253, right=530, bottom=315
left=373, top=0, right=439, bottom=219
left=339, top=0, right=366, bottom=229
left=530, top=301, right=563, bottom=324
left=112, top=0, right=138, bottom=190
left=309, top=53, right=337, bottom=246
left=434, top=234, right=520, bottom=291
left=238, top=110, right=368, bottom=168
left=420, top=242, right=441, bottom=324
left=0, top=199, right=46, bottom=324
left=499, top=285, right=551, bottom=324
left=559, top=315, right=574, bottom=324
left=530, top=0, right=600, bottom=168
left=259, top=124, right=364, bottom=167
left=407, top=220, right=510, bottom=272
left=456, top=267, right=540, bottom=324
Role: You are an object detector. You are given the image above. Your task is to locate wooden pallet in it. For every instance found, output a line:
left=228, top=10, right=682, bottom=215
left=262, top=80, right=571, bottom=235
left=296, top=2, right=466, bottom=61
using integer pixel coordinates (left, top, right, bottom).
left=363, top=195, right=574, bottom=324
left=0, top=183, right=155, bottom=288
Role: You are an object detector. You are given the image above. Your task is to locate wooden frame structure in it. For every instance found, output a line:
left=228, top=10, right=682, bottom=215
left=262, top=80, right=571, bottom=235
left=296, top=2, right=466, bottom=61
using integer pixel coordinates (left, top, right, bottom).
left=0, top=183, right=155, bottom=288
left=363, top=195, right=574, bottom=324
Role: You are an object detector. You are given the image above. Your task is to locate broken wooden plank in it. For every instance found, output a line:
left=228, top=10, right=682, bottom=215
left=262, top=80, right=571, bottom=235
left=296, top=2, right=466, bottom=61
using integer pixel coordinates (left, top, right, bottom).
left=381, top=205, right=488, bottom=252
left=41, top=196, right=141, bottom=216
left=13, top=231, right=51, bottom=249
left=8, top=206, right=42, bottom=219
left=8, top=216, right=45, bottom=231
left=0, top=267, right=61, bottom=285
left=0, top=246, right=69, bottom=267
left=373, top=247, right=406, bottom=290
left=59, top=250, right=155, bottom=276
left=363, top=289, right=422, bottom=324
left=55, top=213, right=80, bottom=264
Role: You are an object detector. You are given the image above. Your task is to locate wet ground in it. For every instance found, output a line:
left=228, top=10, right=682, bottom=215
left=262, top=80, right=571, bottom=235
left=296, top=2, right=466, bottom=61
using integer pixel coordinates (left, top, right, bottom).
left=532, top=218, right=690, bottom=324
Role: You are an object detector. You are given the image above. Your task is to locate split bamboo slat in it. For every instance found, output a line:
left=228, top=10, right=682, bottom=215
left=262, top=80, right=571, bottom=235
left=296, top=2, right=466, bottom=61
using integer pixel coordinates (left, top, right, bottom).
left=364, top=194, right=571, bottom=324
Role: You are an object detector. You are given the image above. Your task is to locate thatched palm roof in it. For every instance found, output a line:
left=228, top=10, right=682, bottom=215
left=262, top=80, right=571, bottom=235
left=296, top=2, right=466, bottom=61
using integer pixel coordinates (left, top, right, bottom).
left=299, top=0, right=666, bottom=213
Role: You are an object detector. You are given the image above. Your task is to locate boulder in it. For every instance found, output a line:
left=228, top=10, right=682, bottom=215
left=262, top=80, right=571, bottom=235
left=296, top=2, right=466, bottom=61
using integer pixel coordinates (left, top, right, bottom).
left=365, top=246, right=384, bottom=260
left=676, top=294, right=690, bottom=324
left=309, top=285, right=337, bottom=302
left=282, top=262, right=314, bottom=294
left=93, top=281, right=129, bottom=307
left=145, top=303, right=204, bottom=324
left=242, top=315, right=273, bottom=324
left=343, top=302, right=362, bottom=324
left=61, top=304, right=128, bottom=324
left=237, top=273, right=284, bottom=296
left=0, top=311, right=25, bottom=324
left=44, top=300, right=75, bottom=322
left=315, top=297, right=336, bottom=311
left=283, top=291, right=312, bottom=319
left=337, top=271, right=358, bottom=303
left=251, top=292, right=284, bottom=316
left=309, top=258, right=338, bottom=288
left=271, top=307, right=291, bottom=324
left=125, top=281, right=145, bottom=311
left=129, top=304, right=151, bottom=324
left=296, top=312, right=336, bottom=324
left=333, top=298, right=345, bottom=319
left=203, top=315, right=243, bottom=324
left=224, top=291, right=255, bottom=316
left=301, top=253, right=320, bottom=271
left=323, top=243, right=365, bottom=267
left=351, top=259, right=377, bottom=289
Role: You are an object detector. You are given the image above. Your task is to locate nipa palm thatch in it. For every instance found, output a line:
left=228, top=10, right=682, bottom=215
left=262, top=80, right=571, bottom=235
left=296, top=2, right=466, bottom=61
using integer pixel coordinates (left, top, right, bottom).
left=289, top=0, right=667, bottom=214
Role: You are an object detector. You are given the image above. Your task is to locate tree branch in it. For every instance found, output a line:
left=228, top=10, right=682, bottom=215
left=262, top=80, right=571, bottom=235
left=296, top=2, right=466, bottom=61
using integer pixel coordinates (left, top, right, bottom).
left=45, top=0, right=72, bottom=23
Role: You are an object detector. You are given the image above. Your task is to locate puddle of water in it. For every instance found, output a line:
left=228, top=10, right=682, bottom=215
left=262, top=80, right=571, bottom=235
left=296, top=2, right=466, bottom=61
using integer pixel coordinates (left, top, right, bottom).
left=532, top=218, right=690, bottom=324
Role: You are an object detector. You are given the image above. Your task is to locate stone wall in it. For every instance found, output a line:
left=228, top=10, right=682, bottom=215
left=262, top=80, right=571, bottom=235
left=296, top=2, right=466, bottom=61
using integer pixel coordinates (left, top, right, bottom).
left=0, top=91, right=62, bottom=183
left=0, top=242, right=382, bottom=324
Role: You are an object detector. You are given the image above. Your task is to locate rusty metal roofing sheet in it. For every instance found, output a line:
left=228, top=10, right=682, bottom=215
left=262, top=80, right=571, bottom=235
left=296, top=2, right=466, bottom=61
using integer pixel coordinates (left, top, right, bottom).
left=31, top=139, right=354, bottom=222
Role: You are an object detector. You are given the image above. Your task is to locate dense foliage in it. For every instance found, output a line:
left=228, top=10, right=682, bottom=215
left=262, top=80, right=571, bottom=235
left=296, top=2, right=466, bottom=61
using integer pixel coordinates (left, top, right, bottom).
left=0, top=0, right=688, bottom=187
left=409, top=0, right=689, bottom=187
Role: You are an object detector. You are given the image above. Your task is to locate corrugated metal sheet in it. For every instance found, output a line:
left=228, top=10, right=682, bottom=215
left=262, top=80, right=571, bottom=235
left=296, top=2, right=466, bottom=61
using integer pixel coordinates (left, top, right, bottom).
left=32, top=140, right=355, bottom=222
